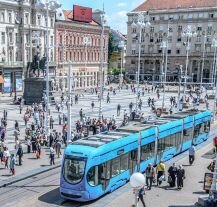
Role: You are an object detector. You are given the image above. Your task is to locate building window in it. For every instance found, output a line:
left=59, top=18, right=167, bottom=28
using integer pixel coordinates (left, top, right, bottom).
left=25, top=13, right=29, bottom=24
left=37, top=15, right=41, bottom=26
left=159, top=16, right=164, bottom=20
left=50, top=18, right=54, bottom=27
left=169, top=26, right=173, bottom=32
left=177, top=36, right=182, bottom=42
left=50, top=36, right=53, bottom=46
left=8, top=12, right=12, bottom=23
left=60, top=35, right=62, bottom=44
left=132, top=50, right=135, bottom=55
left=176, top=49, right=180, bottom=54
left=15, top=33, right=19, bottom=43
left=131, top=60, right=135, bottom=64
left=151, top=16, right=155, bottom=21
left=169, top=15, right=174, bottom=20
left=150, top=27, right=154, bottom=32
left=197, top=26, right=202, bottom=31
left=1, top=11, right=5, bottom=22
left=196, top=36, right=201, bottom=42
left=168, top=36, right=172, bottom=43
left=132, top=27, right=136, bottom=33
left=168, top=49, right=171, bottom=54
left=26, top=34, right=29, bottom=44
left=1, top=32, right=5, bottom=44
left=188, top=14, right=193, bottom=19
left=209, top=13, right=214, bottom=18
left=66, top=36, right=68, bottom=45
left=150, top=34, right=154, bottom=42
left=178, top=25, right=182, bottom=31
left=9, top=33, right=13, bottom=44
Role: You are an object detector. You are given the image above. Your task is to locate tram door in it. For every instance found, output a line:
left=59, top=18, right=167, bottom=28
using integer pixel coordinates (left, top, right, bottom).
left=129, top=150, right=137, bottom=175
left=99, top=161, right=110, bottom=191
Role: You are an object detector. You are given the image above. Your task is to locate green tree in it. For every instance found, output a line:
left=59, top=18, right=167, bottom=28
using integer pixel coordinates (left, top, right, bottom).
left=108, top=32, right=117, bottom=63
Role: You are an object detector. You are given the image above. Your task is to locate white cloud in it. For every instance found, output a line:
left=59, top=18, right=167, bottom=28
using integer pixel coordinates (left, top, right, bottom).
left=117, top=10, right=127, bottom=17
left=117, top=2, right=127, bottom=7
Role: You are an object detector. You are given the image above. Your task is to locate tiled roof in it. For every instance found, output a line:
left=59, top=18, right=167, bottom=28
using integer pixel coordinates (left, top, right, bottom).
left=133, top=0, right=217, bottom=12
left=63, top=10, right=99, bottom=25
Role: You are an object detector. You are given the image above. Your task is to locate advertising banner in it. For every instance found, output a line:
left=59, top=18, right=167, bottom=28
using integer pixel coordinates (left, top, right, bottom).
left=73, top=5, right=92, bottom=23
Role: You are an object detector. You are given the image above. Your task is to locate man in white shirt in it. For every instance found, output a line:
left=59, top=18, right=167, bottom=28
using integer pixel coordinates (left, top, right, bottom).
left=189, top=145, right=196, bottom=165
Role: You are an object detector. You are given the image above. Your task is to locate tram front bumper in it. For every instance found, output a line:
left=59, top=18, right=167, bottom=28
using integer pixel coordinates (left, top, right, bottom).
left=60, top=187, right=90, bottom=202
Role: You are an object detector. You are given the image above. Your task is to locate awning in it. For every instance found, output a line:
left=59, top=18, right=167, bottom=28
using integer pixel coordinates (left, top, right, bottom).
left=0, top=75, right=4, bottom=84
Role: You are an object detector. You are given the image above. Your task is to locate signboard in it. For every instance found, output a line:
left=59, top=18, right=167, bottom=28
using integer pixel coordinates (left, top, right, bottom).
left=79, top=68, right=87, bottom=72
left=203, top=172, right=213, bottom=192
left=73, top=5, right=92, bottom=23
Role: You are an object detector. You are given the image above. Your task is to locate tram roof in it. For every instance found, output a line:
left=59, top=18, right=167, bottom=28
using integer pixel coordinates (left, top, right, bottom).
left=73, top=131, right=131, bottom=148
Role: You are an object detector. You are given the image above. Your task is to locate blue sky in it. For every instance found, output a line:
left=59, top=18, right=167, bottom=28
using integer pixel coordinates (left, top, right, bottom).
left=59, top=0, right=144, bottom=34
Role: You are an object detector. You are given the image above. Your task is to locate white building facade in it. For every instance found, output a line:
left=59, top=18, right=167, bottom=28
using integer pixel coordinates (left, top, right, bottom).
left=126, top=0, right=217, bottom=83
left=0, top=0, right=56, bottom=93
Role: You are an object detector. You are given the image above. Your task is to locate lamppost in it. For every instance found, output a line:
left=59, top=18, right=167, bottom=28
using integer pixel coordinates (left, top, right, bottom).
left=182, top=25, right=197, bottom=94
left=36, top=0, right=61, bottom=137
left=200, top=34, right=206, bottom=85
left=177, top=65, right=183, bottom=111
left=131, top=12, right=150, bottom=113
left=118, top=41, right=126, bottom=86
left=67, top=61, right=72, bottom=144
left=98, top=11, right=106, bottom=121
left=211, top=38, right=217, bottom=86
left=212, top=38, right=217, bottom=121
left=160, top=40, right=167, bottom=109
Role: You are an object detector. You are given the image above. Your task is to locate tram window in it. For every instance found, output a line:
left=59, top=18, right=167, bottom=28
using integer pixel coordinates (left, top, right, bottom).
left=158, top=138, right=165, bottom=152
left=194, top=125, right=200, bottom=138
left=120, top=153, right=129, bottom=173
left=131, top=150, right=137, bottom=161
left=63, top=158, right=86, bottom=184
left=141, top=142, right=155, bottom=161
left=87, top=166, right=99, bottom=186
left=164, top=136, right=173, bottom=150
left=204, top=121, right=210, bottom=133
left=111, top=157, right=121, bottom=177
left=200, top=123, right=205, bottom=133
left=183, top=128, right=192, bottom=142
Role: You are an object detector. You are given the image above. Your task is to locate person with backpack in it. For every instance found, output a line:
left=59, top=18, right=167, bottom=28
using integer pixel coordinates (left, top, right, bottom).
left=145, top=163, right=155, bottom=190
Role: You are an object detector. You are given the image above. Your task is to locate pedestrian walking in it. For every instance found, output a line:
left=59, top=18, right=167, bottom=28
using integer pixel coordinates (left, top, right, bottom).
left=138, top=186, right=146, bottom=207
left=189, top=145, right=196, bottom=165
left=168, top=163, right=178, bottom=187
left=50, top=145, right=55, bottom=165
left=16, top=144, right=23, bottom=166
left=117, top=104, right=121, bottom=116
left=156, top=160, right=166, bottom=186
left=27, top=138, right=31, bottom=153
left=50, top=116, right=54, bottom=129
left=3, top=147, right=10, bottom=168
left=15, top=120, right=19, bottom=131
left=177, top=165, right=185, bottom=190
left=55, top=139, right=62, bottom=158
left=9, top=154, right=16, bottom=176
left=91, top=101, right=95, bottom=112
left=35, top=141, right=41, bottom=159
left=145, top=163, right=155, bottom=190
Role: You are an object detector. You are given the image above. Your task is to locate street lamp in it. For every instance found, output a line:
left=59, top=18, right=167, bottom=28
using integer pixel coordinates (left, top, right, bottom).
left=211, top=38, right=217, bottom=86
left=200, top=34, right=207, bottom=85
left=177, top=65, right=183, bottom=111
left=131, top=12, right=150, bottom=113
left=35, top=0, right=61, bottom=137
left=118, top=41, right=126, bottom=86
left=182, top=25, right=197, bottom=94
left=211, top=38, right=217, bottom=121
left=160, top=40, right=167, bottom=109
left=98, top=11, right=106, bottom=121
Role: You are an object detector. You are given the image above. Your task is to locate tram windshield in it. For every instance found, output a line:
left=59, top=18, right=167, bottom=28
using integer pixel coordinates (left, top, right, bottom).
left=63, top=157, right=86, bottom=184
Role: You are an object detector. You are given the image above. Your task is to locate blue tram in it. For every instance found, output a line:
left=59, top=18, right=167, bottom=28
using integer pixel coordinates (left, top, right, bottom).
left=60, top=110, right=211, bottom=202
